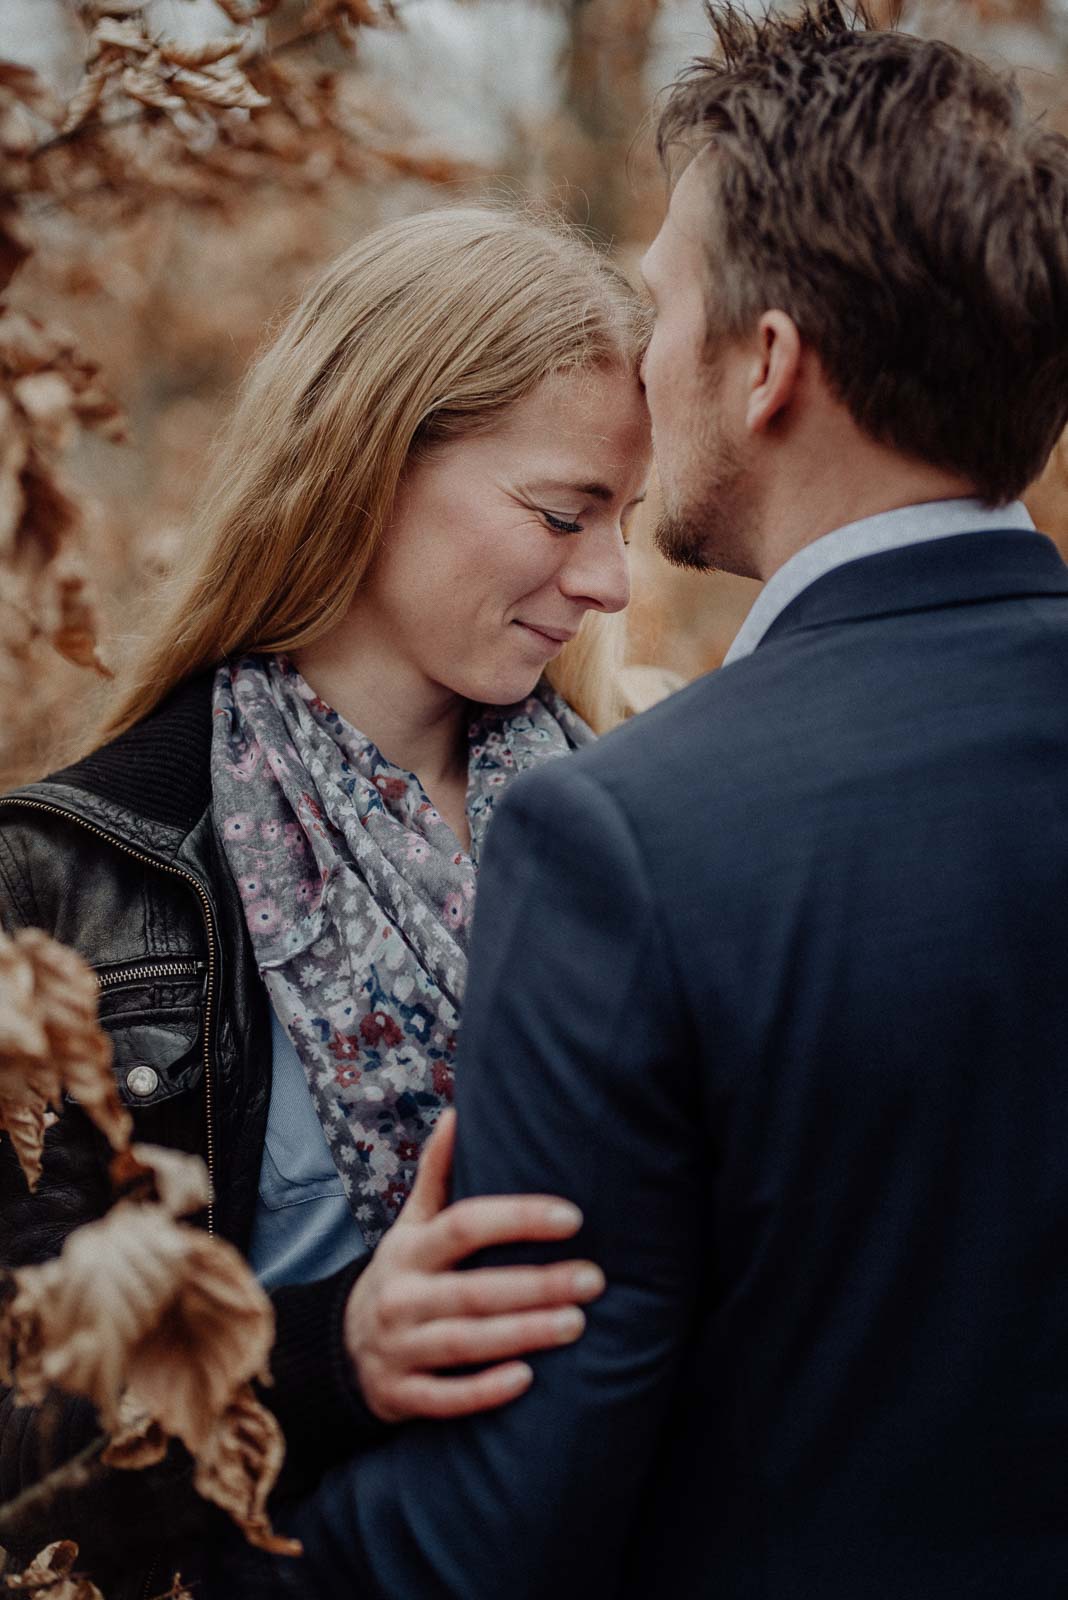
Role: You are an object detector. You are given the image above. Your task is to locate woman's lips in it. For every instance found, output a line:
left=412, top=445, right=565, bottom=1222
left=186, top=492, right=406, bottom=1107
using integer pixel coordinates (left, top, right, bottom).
left=514, top=621, right=574, bottom=653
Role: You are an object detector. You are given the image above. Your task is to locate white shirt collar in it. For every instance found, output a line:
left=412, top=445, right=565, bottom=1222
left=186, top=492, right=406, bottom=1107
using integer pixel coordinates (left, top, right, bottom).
left=722, top=498, right=1036, bottom=667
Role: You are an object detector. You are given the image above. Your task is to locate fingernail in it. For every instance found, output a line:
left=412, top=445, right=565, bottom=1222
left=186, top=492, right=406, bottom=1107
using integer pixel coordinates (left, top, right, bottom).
left=554, top=1307, right=586, bottom=1342
left=573, top=1266, right=605, bottom=1298
left=548, top=1202, right=583, bottom=1230
left=508, top=1363, right=533, bottom=1387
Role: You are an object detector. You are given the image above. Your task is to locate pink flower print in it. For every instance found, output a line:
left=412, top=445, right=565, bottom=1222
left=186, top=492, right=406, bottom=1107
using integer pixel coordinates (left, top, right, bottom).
left=330, top=1030, right=360, bottom=1065
left=247, top=899, right=281, bottom=935
left=432, top=1059, right=454, bottom=1098
left=406, top=838, right=430, bottom=864
left=230, top=747, right=260, bottom=783
left=237, top=874, right=262, bottom=901
left=294, top=878, right=321, bottom=910
left=374, top=775, right=408, bottom=803
left=359, top=1010, right=404, bottom=1049
left=441, top=892, right=467, bottom=931
left=283, top=823, right=304, bottom=853
left=222, top=813, right=255, bottom=841
left=266, top=748, right=289, bottom=777
left=335, top=1062, right=360, bottom=1090
left=260, top=819, right=283, bottom=843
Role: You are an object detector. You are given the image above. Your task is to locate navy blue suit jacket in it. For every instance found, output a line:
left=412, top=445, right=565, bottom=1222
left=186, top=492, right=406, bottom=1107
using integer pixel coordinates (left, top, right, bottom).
left=270, top=528, right=1068, bottom=1598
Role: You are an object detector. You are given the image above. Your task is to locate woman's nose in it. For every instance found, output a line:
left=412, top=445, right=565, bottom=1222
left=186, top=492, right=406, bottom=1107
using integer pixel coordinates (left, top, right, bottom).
left=558, top=529, right=631, bottom=615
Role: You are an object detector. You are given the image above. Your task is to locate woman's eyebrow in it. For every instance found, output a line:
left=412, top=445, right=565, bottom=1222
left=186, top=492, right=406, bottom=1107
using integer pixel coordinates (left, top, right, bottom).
left=529, top=481, right=638, bottom=503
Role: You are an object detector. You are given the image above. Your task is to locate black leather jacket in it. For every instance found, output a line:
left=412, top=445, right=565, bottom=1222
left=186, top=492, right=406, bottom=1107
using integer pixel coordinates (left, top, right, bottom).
left=0, top=673, right=375, bottom=1597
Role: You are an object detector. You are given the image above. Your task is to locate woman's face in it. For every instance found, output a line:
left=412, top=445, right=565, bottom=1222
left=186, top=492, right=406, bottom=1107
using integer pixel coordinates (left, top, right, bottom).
left=355, top=364, right=651, bottom=707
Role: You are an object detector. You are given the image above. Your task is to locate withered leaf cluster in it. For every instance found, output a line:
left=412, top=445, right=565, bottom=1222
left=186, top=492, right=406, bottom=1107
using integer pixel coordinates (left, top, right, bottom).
left=0, top=1141, right=300, bottom=1557
left=1, top=1539, right=104, bottom=1599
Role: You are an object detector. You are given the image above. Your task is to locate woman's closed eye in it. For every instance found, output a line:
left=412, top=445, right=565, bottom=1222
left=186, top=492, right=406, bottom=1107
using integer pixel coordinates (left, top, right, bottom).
left=540, top=509, right=584, bottom=535
left=539, top=509, right=631, bottom=547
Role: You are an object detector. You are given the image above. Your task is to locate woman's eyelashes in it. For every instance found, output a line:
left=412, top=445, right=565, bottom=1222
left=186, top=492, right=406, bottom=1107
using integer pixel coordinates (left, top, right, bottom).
left=540, top=509, right=584, bottom=535
left=537, top=507, right=632, bottom=546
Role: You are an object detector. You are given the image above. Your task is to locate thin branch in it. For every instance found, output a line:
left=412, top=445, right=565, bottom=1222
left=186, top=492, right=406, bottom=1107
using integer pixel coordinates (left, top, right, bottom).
left=0, top=1434, right=107, bottom=1546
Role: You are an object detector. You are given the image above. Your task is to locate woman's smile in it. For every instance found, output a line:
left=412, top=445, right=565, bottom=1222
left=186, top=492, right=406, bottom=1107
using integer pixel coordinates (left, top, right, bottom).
left=512, top=619, right=576, bottom=655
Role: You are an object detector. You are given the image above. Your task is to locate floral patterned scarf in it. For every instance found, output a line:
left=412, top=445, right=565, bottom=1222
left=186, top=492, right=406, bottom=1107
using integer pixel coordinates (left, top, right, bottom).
left=210, top=654, right=592, bottom=1246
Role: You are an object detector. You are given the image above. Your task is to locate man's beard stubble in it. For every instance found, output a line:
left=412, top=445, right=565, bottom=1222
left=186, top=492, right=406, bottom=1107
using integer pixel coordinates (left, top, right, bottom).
left=654, top=424, right=755, bottom=577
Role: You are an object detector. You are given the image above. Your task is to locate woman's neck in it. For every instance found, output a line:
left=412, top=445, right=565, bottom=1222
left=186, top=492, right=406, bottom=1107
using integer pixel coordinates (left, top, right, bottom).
left=290, top=632, right=472, bottom=847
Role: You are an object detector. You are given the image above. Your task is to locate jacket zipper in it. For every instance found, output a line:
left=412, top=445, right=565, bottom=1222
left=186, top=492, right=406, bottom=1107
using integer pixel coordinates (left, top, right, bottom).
left=96, top=958, right=206, bottom=992
left=0, top=796, right=218, bottom=1236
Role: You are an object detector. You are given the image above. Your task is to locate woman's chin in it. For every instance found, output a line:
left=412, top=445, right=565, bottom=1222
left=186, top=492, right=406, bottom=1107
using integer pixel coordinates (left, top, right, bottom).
left=458, top=666, right=543, bottom=708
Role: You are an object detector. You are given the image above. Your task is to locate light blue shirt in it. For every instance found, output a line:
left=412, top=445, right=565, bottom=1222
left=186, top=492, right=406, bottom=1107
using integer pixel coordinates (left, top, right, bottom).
left=247, top=1009, right=370, bottom=1289
left=722, top=497, right=1036, bottom=666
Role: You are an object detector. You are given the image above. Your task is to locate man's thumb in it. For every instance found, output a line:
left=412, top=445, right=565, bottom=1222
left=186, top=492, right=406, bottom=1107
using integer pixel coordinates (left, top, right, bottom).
left=402, top=1105, right=457, bottom=1222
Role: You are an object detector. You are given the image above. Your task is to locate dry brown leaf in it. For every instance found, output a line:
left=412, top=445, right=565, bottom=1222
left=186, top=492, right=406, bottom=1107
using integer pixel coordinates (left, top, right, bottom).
left=0, top=1201, right=274, bottom=1454
left=119, top=66, right=186, bottom=117
left=42, top=566, right=114, bottom=678
left=0, top=931, right=65, bottom=1191
left=306, top=0, right=387, bottom=30
left=152, top=1579, right=195, bottom=1600
left=83, top=0, right=148, bottom=16
left=90, top=17, right=154, bottom=57
left=58, top=70, right=111, bottom=138
left=0, top=60, right=63, bottom=124
left=16, top=928, right=126, bottom=1143
left=101, top=1395, right=169, bottom=1470
left=0, top=393, right=28, bottom=555
left=110, top=1142, right=212, bottom=1217
left=193, top=1385, right=302, bottom=1557
left=211, top=0, right=281, bottom=20
left=0, top=204, right=31, bottom=293
left=0, top=309, right=64, bottom=378
left=17, top=459, right=80, bottom=568
left=157, top=37, right=246, bottom=70
left=0, top=927, right=126, bottom=1189
left=171, top=67, right=270, bottom=113
left=13, top=372, right=77, bottom=452
left=3, top=1539, right=105, bottom=1598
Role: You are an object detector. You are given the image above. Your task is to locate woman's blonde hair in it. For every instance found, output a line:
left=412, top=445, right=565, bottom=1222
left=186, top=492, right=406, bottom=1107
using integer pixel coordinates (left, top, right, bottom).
left=100, top=204, right=649, bottom=745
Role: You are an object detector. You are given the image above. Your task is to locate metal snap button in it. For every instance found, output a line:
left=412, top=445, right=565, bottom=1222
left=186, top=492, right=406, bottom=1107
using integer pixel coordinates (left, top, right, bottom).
left=126, top=1065, right=159, bottom=1098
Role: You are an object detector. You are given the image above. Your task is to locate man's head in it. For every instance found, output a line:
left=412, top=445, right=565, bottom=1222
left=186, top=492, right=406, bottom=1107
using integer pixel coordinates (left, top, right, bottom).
left=641, top=1, right=1068, bottom=575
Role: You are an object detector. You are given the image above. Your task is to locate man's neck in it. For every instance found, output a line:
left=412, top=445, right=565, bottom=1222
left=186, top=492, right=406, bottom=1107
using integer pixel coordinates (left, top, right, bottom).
left=751, top=458, right=979, bottom=584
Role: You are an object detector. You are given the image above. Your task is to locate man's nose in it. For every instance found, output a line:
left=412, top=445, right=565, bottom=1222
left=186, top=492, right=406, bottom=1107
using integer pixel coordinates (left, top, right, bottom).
left=559, top=530, right=631, bottom=615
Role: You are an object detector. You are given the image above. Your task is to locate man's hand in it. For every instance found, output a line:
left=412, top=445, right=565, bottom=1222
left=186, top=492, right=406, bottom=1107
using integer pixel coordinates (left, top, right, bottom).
left=342, top=1108, right=605, bottom=1423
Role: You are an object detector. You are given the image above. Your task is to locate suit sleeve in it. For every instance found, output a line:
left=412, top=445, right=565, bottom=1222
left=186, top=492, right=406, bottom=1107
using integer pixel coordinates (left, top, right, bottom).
left=277, top=759, right=704, bottom=1600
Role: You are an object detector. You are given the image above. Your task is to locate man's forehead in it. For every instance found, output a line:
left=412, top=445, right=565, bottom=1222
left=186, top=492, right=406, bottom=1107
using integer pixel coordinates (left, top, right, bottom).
left=645, top=150, right=714, bottom=282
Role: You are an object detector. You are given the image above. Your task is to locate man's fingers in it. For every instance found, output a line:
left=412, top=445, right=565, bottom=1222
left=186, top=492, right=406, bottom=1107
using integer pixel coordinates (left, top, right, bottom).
left=399, top=1261, right=605, bottom=1323
left=388, top=1362, right=535, bottom=1422
left=400, top=1107, right=457, bottom=1224
left=416, top=1193, right=584, bottom=1270
left=399, top=1306, right=587, bottom=1371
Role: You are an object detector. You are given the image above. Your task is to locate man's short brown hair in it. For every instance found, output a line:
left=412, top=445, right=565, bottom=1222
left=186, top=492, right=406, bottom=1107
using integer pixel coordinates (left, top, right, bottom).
left=658, top=1, right=1068, bottom=504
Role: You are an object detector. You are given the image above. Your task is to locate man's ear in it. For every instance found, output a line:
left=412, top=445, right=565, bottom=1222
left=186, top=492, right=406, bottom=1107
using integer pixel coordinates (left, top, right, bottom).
left=745, top=311, right=801, bottom=434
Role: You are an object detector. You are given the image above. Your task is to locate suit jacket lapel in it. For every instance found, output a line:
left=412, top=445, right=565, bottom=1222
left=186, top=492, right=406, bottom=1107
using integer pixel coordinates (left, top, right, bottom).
left=758, top=530, right=1068, bottom=650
